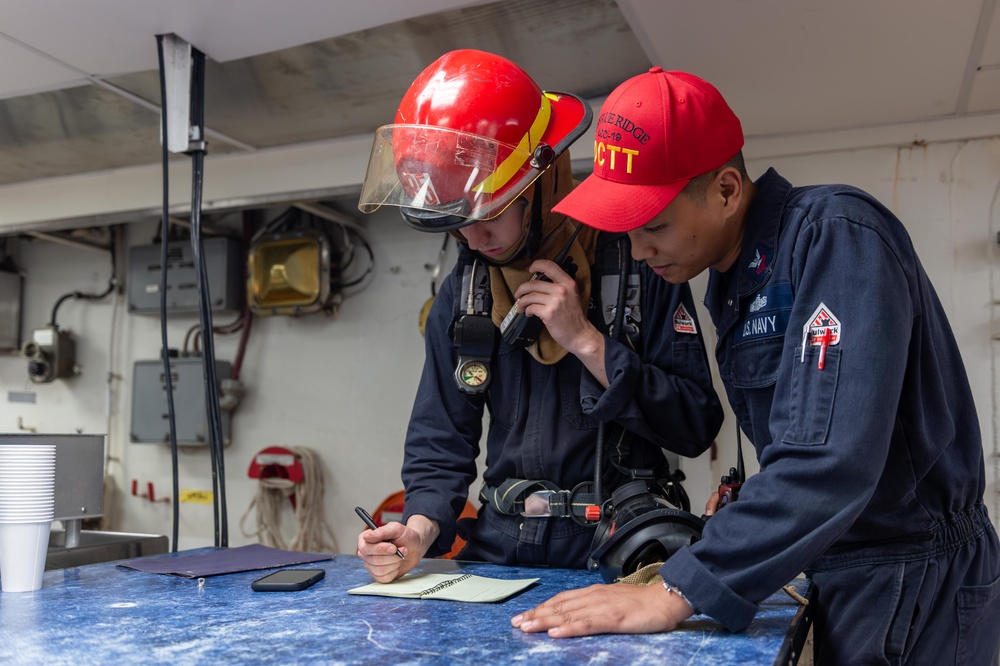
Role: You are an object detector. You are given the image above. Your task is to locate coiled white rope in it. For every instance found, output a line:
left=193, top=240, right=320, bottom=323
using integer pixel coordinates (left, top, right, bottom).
left=239, top=446, right=338, bottom=553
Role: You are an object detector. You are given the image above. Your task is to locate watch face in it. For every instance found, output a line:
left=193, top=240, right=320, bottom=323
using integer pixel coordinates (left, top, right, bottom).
left=459, top=360, right=489, bottom=387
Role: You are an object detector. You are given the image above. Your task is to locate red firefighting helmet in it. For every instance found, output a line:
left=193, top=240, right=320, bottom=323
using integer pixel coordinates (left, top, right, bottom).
left=358, top=49, right=592, bottom=231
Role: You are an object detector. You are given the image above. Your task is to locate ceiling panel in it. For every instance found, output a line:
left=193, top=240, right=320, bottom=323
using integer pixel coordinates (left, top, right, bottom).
left=0, top=0, right=999, bottom=219
left=979, top=0, right=1000, bottom=65
left=967, top=69, right=1000, bottom=112
left=0, top=0, right=495, bottom=84
left=619, top=0, right=987, bottom=136
left=0, top=0, right=648, bottom=186
left=0, top=80, right=249, bottom=187
left=0, top=36, right=82, bottom=98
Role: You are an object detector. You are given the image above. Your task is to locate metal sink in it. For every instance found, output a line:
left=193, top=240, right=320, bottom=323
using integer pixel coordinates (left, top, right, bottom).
left=46, top=529, right=170, bottom=570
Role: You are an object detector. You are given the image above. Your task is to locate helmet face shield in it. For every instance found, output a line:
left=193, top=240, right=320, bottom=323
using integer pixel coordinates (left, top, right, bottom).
left=357, top=49, right=593, bottom=232
left=358, top=124, right=542, bottom=232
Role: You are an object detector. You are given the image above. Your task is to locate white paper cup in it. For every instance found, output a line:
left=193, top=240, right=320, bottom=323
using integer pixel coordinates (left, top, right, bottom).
left=0, top=447, right=55, bottom=461
left=0, top=504, right=55, bottom=514
left=0, top=520, right=52, bottom=592
left=0, top=508, right=55, bottom=520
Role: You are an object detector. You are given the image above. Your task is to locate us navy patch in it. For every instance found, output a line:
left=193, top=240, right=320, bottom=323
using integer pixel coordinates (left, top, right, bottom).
left=737, top=282, right=792, bottom=343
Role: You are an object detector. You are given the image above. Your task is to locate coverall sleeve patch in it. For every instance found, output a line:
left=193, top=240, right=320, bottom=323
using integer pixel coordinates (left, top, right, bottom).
left=746, top=245, right=769, bottom=280
left=673, top=303, right=697, bottom=334
left=799, top=302, right=841, bottom=370
left=799, top=303, right=841, bottom=360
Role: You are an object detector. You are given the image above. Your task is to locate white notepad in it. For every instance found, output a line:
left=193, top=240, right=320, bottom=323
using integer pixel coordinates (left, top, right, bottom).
left=348, top=572, right=538, bottom=603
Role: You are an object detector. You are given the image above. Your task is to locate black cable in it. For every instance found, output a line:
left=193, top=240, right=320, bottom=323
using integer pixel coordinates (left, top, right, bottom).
left=187, top=46, right=228, bottom=547
left=735, top=428, right=746, bottom=484
left=249, top=206, right=297, bottom=245
left=336, top=230, right=375, bottom=289
left=49, top=228, right=118, bottom=328
left=155, top=34, right=182, bottom=553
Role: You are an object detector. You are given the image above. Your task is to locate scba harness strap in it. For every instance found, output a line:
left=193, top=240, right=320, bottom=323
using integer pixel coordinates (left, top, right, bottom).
left=451, top=255, right=496, bottom=394
left=455, top=234, right=649, bottom=519
left=594, top=233, right=643, bottom=350
left=478, top=479, right=596, bottom=520
left=450, top=233, right=643, bottom=394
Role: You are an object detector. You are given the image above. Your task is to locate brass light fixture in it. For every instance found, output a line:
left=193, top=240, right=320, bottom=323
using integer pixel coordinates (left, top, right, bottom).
left=247, top=228, right=332, bottom=316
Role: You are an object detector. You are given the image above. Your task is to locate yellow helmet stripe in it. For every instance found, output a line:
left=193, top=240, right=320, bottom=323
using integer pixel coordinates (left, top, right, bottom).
left=473, top=93, right=554, bottom=195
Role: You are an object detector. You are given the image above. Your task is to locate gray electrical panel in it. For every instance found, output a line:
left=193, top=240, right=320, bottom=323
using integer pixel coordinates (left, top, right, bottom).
left=131, top=358, right=232, bottom=446
left=128, top=237, right=243, bottom=315
left=0, top=269, right=22, bottom=351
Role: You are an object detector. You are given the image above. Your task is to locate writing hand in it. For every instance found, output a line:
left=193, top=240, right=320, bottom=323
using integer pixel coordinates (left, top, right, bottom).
left=356, top=521, right=421, bottom=582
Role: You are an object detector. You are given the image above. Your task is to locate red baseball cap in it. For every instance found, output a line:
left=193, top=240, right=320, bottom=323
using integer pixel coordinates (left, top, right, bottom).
left=553, top=68, right=744, bottom=232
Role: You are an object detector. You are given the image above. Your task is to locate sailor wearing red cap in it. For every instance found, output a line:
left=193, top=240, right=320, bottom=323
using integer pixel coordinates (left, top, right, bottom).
left=513, top=67, right=1000, bottom=665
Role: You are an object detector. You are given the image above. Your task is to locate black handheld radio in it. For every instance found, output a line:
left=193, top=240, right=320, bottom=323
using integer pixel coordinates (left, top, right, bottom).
left=717, top=429, right=746, bottom=509
left=499, top=224, right=582, bottom=348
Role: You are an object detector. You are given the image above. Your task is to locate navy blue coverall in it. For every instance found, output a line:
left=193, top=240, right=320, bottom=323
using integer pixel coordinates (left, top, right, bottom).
left=401, top=234, right=723, bottom=568
left=659, top=169, right=1000, bottom=664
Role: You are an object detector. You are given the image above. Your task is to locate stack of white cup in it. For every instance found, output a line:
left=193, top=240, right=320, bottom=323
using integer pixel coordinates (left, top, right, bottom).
left=0, top=444, right=55, bottom=592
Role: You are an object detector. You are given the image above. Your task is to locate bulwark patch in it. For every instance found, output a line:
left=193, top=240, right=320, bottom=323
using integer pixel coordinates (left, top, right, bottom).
left=673, top=303, right=697, bottom=334
left=800, top=303, right=841, bottom=369
left=802, top=303, right=841, bottom=347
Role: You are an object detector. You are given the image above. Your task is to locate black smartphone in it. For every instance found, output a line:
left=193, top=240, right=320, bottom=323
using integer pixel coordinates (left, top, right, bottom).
left=251, top=568, right=325, bottom=592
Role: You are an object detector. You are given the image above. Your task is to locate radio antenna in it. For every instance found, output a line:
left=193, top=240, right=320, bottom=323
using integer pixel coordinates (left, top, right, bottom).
left=735, top=428, right=745, bottom=484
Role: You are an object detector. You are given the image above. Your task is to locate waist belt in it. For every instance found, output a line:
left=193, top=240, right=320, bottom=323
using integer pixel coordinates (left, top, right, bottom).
left=480, top=479, right=596, bottom=518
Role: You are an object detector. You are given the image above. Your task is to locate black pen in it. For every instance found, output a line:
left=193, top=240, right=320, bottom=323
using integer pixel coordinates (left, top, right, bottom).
left=355, top=506, right=405, bottom=559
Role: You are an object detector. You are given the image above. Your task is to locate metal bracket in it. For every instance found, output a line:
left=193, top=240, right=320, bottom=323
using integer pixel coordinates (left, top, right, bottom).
left=160, top=34, right=195, bottom=154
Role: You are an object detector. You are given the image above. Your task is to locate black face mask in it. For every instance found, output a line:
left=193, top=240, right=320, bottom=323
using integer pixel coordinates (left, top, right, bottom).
left=588, top=479, right=705, bottom=583
left=399, top=199, right=472, bottom=232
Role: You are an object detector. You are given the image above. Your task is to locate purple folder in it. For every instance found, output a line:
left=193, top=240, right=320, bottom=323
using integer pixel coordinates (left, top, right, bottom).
left=117, top=543, right=334, bottom=578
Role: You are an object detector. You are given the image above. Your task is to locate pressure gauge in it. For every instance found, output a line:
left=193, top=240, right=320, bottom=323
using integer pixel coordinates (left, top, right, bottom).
left=452, top=313, right=494, bottom=394
left=455, top=359, right=490, bottom=393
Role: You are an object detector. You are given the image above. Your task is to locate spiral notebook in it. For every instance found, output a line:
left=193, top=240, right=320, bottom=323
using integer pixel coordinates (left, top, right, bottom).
left=348, top=572, right=538, bottom=603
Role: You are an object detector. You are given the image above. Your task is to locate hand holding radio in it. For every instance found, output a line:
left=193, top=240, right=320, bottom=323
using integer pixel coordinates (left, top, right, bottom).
left=500, top=224, right=582, bottom=348
left=510, top=259, right=594, bottom=348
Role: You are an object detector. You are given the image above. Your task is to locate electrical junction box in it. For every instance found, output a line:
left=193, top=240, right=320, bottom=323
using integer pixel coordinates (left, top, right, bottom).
left=128, top=237, right=243, bottom=315
left=131, top=357, right=232, bottom=447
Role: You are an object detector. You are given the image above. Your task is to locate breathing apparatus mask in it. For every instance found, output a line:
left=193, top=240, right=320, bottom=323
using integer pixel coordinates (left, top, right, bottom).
left=588, top=473, right=705, bottom=583
left=588, top=429, right=748, bottom=583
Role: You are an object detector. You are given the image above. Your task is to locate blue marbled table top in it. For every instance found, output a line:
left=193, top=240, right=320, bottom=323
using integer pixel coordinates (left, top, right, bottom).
left=0, top=550, right=811, bottom=665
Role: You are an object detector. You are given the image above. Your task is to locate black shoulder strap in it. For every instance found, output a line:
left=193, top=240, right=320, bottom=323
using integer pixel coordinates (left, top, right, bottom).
left=593, top=233, right=643, bottom=349
left=450, top=247, right=496, bottom=395
left=452, top=245, right=492, bottom=318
